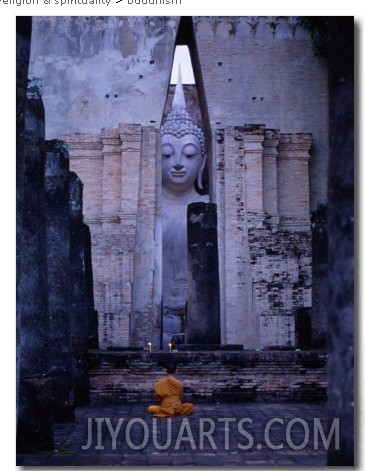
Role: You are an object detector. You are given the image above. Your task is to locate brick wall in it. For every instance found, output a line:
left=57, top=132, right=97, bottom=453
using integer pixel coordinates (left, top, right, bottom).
left=88, top=350, right=327, bottom=404
left=66, top=126, right=161, bottom=348
left=215, top=126, right=312, bottom=348
left=58, top=17, right=326, bottom=349
left=66, top=120, right=314, bottom=350
left=194, top=16, right=328, bottom=210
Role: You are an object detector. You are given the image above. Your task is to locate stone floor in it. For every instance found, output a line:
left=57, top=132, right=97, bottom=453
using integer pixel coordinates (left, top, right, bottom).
left=16, top=401, right=329, bottom=467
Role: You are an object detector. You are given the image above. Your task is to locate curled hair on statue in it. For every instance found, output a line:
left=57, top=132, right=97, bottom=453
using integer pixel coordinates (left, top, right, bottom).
left=161, top=109, right=206, bottom=157
left=161, top=63, right=206, bottom=158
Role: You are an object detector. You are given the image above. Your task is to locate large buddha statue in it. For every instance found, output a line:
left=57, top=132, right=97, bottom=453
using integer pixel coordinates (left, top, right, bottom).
left=161, top=68, right=208, bottom=346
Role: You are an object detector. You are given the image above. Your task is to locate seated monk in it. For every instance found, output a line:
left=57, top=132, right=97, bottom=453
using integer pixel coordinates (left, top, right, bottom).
left=148, top=363, right=194, bottom=417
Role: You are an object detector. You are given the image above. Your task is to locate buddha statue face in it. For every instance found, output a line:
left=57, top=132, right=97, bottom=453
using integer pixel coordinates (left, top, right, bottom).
left=161, top=133, right=206, bottom=194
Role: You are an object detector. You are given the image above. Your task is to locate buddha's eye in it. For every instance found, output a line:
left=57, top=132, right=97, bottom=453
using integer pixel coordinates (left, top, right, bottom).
left=162, top=144, right=174, bottom=159
left=183, top=144, right=199, bottom=159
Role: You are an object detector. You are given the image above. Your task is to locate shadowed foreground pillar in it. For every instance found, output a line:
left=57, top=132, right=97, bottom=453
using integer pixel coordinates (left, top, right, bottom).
left=16, top=35, right=54, bottom=449
left=326, top=16, right=354, bottom=466
left=186, top=202, right=220, bottom=344
left=70, top=172, right=90, bottom=404
left=45, top=140, right=75, bottom=422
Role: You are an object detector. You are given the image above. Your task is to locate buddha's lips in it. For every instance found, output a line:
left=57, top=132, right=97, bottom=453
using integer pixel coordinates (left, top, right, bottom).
left=170, top=170, right=187, bottom=177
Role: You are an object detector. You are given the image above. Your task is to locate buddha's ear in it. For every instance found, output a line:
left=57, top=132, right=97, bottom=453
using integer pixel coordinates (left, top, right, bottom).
left=197, top=152, right=207, bottom=190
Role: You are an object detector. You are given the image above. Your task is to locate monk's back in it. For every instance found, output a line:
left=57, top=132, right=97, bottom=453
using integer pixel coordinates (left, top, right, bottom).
left=148, top=364, right=194, bottom=417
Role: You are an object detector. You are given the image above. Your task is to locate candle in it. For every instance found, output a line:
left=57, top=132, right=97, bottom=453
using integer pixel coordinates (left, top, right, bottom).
left=147, top=342, right=152, bottom=352
left=168, top=342, right=172, bottom=352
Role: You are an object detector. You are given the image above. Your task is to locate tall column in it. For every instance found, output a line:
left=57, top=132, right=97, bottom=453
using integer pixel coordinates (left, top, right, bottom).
left=243, top=125, right=265, bottom=228
left=218, top=126, right=254, bottom=348
left=262, top=129, right=280, bottom=230
left=83, top=222, right=99, bottom=350
left=326, top=16, right=354, bottom=466
left=45, top=140, right=74, bottom=422
left=98, top=129, right=125, bottom=347
left=215, top=128, right=227, bottom=343
left=17, top=72, right=54, bottom=452
left=153, top=132, right=163, bottom=349
left=186, top=203, right=221, bottom=344
left=130, top=126, right=159, bottom=347
left=277, top=133, right=312, bottom=231
left=119, top=124, right=142, bottom=347
left=69, top=172, right=90, bottom=405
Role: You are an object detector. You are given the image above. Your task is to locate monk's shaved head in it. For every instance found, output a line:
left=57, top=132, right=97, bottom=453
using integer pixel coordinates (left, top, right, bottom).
left=165, top=363, right=177, bottom=375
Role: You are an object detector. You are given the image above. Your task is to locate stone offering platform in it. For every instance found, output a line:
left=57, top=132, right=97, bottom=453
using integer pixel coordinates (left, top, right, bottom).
left=88, top=348, right=327, bottom=404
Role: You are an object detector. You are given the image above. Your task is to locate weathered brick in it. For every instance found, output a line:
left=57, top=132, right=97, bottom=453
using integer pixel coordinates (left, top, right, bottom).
left=88, top=349, right=327, bottom=404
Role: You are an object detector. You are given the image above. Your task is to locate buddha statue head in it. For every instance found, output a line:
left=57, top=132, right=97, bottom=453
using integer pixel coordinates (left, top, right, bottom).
left=161, top=67, right=206, bottom=195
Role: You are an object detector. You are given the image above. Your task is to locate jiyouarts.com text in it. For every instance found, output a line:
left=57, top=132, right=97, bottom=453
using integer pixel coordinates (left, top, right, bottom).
left=81, top=416, right=340, bottom=451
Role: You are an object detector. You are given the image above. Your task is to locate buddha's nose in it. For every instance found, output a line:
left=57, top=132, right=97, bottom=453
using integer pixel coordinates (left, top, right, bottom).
left=174, top=162, right=184, bottom=170
left=173, top=153, right=184, bottom=170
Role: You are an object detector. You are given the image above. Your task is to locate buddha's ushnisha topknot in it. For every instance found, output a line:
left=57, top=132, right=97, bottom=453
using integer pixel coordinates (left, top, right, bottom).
left=161, top=64, right=206, bottom=155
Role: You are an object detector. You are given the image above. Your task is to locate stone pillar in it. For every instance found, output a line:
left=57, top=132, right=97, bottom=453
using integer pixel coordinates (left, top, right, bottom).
left=186, top=203, right=221, bottom=344
left=277, top=133, right=312, bottom=231
left=45, top=140, right=74, bottom=422
left=311, top=203, right=328, bottom=347
left=69, top=172, right=90, bottom=405
left=215, top=128, right=227, bottom=343
left=243, top=125, right=266, bottom=227
left=99, top=128, right=125, bottom=347
left=153, top=132, right=163, bottom=349
left=83, top=222, right=99, bottom=350
left=216, top=126, right=254, bottom=347
left=130, top=126, right=159, bottom=347
left=16, top=65, right=54, bottom=450
left=326, top=16, right=354, bottom=466
left=120, top=124, right=142, bottom=347
left=262, top=129, right=280, bottom=230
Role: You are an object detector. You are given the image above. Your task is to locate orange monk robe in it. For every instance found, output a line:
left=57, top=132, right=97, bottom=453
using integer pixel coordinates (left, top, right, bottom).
left=148, top=376, right=194, bottom=417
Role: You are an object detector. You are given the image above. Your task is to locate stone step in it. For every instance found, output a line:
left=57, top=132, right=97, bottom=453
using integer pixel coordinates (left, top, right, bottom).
left=88, top=349, right=327, bottom=404
left=173, top=344, right=244, bottom=351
